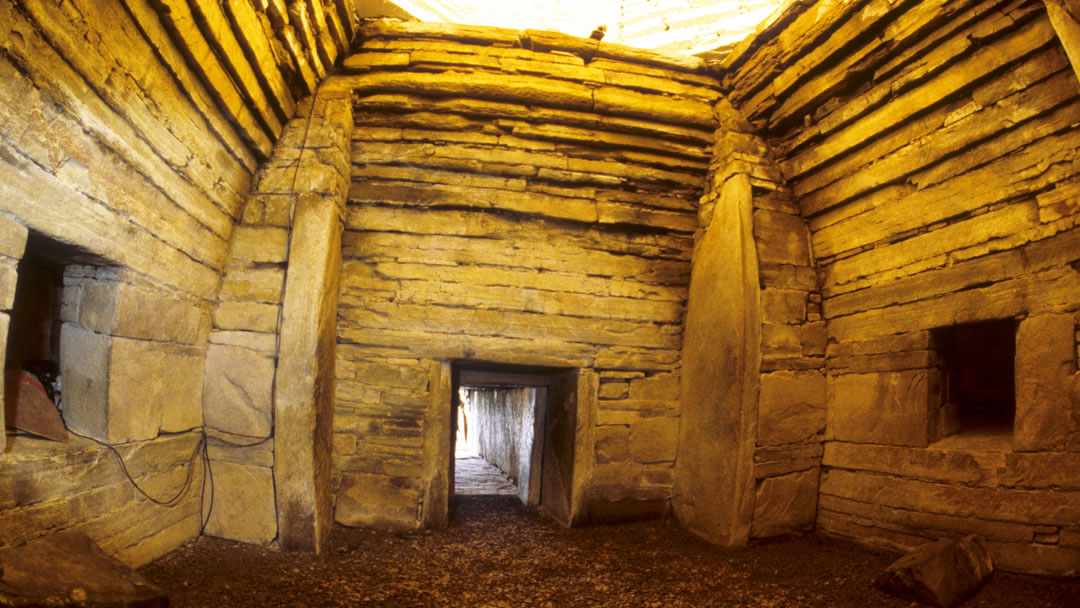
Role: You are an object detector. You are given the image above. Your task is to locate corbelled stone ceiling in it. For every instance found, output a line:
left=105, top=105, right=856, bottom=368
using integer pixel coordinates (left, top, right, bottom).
left=377, top=0, right=785, bottom=54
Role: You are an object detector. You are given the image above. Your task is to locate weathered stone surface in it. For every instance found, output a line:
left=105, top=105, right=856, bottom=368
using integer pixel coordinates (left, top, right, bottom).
left=758, top=371, right=826, bottom=446
left=206, top=433, right=275, bottom=467
left=0, top=431, right=202, bottom=567
left=10, top=0, right=252, bottom=218
left=359, top=20, right=522, bottom=48
left=822, top=467, right=1080, bottom=525
left=107, top=337, right=203, bottom=442
left=203, top=461, right=277, bottom=545
left=280, top=26, right=318, bottom=94
left=339, top=23, right=710, bottom=540
left=0, top=312, right=7, bottom=451
left=824, top=204, right=1038, bottom=295
left=594, top=426, right=631, bottom=464
left=0, top=257, right=16, bottom=311
left=801, top=321, right=827, bottom=357
left=0, top=68, right=220, bottom=298
left=335, top=472, right=419, bottom=529
left=761, top=323, right=802, bottom=357
left=220, top=267, right=285, bottom=303
left=984, top=539, right=1080, bottom=576
left=59, top=324, right=111, bottom=441
left=726, top=0, right=1080, bottom=575
left=750, top=468, right=819, bottom=538
left=242, top=193, right=294, bottom=227
left=227, top=226, right=289, bottom=263
left=0, top=212, right=28, bottom=260
left=628, top=416, right=678, bottom=463
left=599, top=381, right=629, bottom=400
left=469, top=385, right=535, bottom=492
left=274, top=196, right=342, bottom=552
left=213, top=300, right=279, bottom=333
left=421, top=361, right=453, bottom=525
left=753, top=209, right=810, bottom=265
left=1001, top=450, right=1080, bottom=488
left=224, top=0, right=296, bottom=121
left=1015, top=314, right=1076, bottom=451
left=675, top=173, right=760, bottom=547
left=78, top=280, right=204, bottom=345
left=288, top=1, right=326, bottom=78
left=827, top=370, right=933, bottom=447
left=0, top=0, right=361, bottom=569
left=203, top=343, right=274, bottom=437
left=874, top=535, right=994, bottom=608
left=0, top=531, right=167, bottom=607
left=824, top=442, right=1003, bottom=487
left=590, top=462, right=641, bottom=488
left=208, top=329, right=277, bottom=354
left=761, top=289, right=807, bottom=324
left=627, top=372, right=679, bottom=401
left=593, top=86, right=716, bottom=128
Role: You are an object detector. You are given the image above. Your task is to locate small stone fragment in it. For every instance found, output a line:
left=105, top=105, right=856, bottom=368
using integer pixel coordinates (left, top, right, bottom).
left=874, top=535, right=994, bottom=608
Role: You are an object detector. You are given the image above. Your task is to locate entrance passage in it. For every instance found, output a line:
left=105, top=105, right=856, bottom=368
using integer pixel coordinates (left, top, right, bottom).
left=454, top=412, right=520, bottom=498
left=449, top=363, right=580, bottom=525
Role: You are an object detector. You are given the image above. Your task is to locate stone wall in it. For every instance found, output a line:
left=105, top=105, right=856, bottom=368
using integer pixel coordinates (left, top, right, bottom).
left=203, top=89, right=352, bottom=551
left=467, top=386, right=537, bottom=502
left=0, top=0, right=359, bottom=564
left=332, top=20, right=723, bottom=529
left=724, top=0, right=1080, bottom=574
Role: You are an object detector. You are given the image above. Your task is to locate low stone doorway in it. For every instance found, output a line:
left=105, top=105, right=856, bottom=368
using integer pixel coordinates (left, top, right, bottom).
left=448, top=363, right=580, bottom=526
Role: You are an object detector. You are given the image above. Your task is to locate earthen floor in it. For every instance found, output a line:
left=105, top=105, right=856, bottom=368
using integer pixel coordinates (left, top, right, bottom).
left=141, top=497, right=1080, bottom=607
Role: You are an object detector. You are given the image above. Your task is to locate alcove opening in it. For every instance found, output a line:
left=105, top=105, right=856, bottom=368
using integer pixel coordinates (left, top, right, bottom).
left=6, top=240, right=63, bottom=385
left=5, top=231, right=105, bottom=440
left=932, top=318, right=1018, bottom=440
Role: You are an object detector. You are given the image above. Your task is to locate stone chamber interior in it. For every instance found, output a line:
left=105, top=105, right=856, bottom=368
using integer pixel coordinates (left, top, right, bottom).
left=1, top=0, right=1080, bottom=598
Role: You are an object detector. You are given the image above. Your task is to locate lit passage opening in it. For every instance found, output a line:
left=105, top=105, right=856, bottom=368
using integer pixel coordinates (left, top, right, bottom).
left=449, top=363, right=581, bottom=524
left=455, top=385, right=541, bottom=502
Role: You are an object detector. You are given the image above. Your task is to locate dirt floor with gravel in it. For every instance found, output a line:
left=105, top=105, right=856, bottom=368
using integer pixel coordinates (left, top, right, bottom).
left=140, top=496, right=1080, bottom=607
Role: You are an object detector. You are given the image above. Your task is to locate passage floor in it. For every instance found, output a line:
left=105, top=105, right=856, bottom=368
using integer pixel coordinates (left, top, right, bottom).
left=141, top=497, right=1079, bottom=607
left=455, top=443, right=519, bottom=497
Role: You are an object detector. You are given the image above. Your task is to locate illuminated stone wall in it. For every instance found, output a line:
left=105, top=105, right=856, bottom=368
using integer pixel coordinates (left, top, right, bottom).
left=725, top=0, right=1080, bottom=575
left=332, top=20, right=723, bottom=529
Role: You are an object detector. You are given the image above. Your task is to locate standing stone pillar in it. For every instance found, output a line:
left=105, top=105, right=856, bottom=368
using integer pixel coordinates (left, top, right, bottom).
left=674, top=171, right=761, bottom=546
left=673, top=97, right=763, bottom=545
left=271, top=90, right=351, bottom=552
left=274, top=194, right=343, bottom=552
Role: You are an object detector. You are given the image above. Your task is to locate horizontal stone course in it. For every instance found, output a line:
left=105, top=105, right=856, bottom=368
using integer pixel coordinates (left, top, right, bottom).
left=0, top=432, right=202, bottom=566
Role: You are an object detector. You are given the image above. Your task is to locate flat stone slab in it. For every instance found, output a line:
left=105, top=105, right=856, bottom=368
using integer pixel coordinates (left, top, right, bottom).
left=454, top=444, right=518, bottom=497
left=0, top=532, right=167, bottom=607
left=874, top=534, right=994, bottom=608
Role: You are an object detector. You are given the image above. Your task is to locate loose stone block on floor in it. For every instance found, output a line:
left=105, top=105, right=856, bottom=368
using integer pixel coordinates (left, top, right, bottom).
left=874, top=535, right=994, bottom=608
left=0, top=532, right=167, bottom=607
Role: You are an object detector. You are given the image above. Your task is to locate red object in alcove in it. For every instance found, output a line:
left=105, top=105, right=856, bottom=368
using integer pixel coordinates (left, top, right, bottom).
left=3, top=369, right=68, bottom=441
